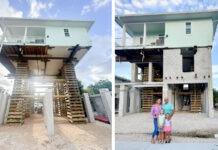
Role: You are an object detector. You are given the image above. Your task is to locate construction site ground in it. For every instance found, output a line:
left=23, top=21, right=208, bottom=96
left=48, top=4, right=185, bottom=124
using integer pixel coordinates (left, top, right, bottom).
left=0, top=114, right=111, bottom=150
left=116, top=110, right=218, bottom=143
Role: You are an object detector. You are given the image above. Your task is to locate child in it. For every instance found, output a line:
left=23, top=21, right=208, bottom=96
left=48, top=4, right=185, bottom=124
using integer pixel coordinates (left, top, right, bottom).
left=164, top=113, right=172, bottom=143
left=157, top=109, right=165, bottom=144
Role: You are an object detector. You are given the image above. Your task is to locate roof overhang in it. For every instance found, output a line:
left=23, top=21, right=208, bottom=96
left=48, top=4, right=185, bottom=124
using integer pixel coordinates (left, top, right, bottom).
left=116, top=10, right=218, bottom=36
left=0, top=17, right=94, bottom=31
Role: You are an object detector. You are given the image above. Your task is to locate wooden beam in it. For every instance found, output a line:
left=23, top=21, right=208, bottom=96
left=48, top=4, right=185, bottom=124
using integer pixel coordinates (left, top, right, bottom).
left=116, top=55, right=162, bottom=62
left=174, top=92, right=193, bottom=95
left=66, top=44, right=80, bottom=63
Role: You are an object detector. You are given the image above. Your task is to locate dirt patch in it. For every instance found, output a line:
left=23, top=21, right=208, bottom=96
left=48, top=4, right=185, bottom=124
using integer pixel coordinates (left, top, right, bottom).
left=0, top=114, right=111, bottom=150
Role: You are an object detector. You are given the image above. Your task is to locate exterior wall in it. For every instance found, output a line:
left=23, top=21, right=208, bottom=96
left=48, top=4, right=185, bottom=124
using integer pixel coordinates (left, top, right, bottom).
left=45, top=27, right=91, bottom=46
left=163, top=47, right=211, bottom=84
left=165, top=19, right=213, bottom=47
left=131, top=19, right=213, bottom=48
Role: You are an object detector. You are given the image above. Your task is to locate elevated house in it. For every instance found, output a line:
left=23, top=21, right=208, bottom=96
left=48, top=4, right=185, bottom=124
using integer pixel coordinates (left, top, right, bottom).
left=115, top=10, right=218, bottom=117
left=0, top=17, right=94, bottom=124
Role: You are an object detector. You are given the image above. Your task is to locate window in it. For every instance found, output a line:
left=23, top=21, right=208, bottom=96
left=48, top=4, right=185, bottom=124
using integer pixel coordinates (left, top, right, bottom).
left=185, top=22, right=191, bottom=34
left=64, top=29, right=70, bottom=37
left=181, top=48, right=196, bottom=72
left=182, top=56, right=194, bottom=72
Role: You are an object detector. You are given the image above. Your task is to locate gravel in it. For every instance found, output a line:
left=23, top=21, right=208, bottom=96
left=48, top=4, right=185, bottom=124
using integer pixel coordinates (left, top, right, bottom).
left=115, top=111, right=218, bottom=142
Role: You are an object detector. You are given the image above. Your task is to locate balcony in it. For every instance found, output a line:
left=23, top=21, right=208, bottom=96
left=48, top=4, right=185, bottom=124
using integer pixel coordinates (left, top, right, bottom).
left=115, top=22, right=165, bottom=49
left=0, top=27, right=46, bottom=45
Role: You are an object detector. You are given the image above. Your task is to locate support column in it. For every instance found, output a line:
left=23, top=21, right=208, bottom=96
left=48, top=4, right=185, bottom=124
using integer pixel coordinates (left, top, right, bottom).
left=23, top=26, right=27, bottom=43
left=83, top=93, right=95, bottom=123
left=129, top=87, right=140, bottom=113
left=208, top=47, right=214, bottom=118
left=131, top=63, right=137, bottom=82
left=43, top=88, right=54, bottom=141
left=135, top=88, right=141, bottom=113
left=143, top=23, right=147, bottom=46
left=129, top=87, right=136, bottom=113
left=0, top=91, right=8, bottom=125
left=122, top=24, right=126, bottom=47
left=119, top=85, right=128, bottom=117
left=208, top=79, right=214, bottom=118
left=99, top=89, right=112, bottom=123
left=148, top=62, right=153, bottom=82
left=162, top=84, right=168, bottom=104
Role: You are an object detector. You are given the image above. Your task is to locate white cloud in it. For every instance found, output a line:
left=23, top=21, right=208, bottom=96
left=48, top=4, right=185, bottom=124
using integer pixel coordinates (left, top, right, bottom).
left=81, top=0, right=111, bottom=15
left=116, top=0, right=218, bottom=15
left=76, top=35, right=111, bottom=87
left=48, top=2, right=53, bottom=9
left=0, top=0, right=23, bottom=17
left=27, top=0, right=53, bottom=18
left=213, top=65, right=218, bottom=74
left=81, top=5, right=91, bottom=15
left=170, top=0, right=182, bottom=6
left=213, top=74, right=218, bottom=79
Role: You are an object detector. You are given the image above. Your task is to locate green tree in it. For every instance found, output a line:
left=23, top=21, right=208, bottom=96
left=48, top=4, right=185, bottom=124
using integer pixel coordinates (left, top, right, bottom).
left=77, top=80, right=84, bottom=95
left=213, top=88, right=218, bottom=105
left=86, top=80, right=112, bottom=95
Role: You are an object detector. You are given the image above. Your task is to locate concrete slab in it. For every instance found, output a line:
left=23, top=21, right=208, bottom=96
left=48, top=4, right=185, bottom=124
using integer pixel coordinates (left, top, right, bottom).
left=99, top=89, right=112, bottom=123
left=83, top=93, right=95, bottom=123
left=116, top=141, right=218, bottom=150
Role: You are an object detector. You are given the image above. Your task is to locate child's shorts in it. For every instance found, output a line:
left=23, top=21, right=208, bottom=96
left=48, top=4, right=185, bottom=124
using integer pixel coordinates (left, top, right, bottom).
left=164, top=126, right=171, bottom=132
left=158, top=127, right=164, bottom=132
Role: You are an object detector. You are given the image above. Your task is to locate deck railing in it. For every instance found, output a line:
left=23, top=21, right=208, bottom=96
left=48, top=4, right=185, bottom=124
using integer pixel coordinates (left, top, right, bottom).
left=115, top=36, right=165, bottom=48
left=0, top=35, right=45, bottom=44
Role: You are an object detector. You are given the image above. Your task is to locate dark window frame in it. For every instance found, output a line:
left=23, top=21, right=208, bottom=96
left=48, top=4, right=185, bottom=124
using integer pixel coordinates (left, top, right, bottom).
left=64, top=29, right=70, bottom=37
left=185, top=22, right=191, bottom=34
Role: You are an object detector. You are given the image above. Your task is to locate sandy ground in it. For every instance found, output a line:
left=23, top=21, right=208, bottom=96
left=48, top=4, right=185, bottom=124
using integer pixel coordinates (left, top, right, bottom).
left=116, top=111, right=218, bottom=142
left=0, top=114, right=111, bottom=150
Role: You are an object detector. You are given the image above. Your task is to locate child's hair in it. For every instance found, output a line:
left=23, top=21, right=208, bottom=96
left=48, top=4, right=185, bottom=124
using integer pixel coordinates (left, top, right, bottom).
left=165, top=113, right=170, bottom=118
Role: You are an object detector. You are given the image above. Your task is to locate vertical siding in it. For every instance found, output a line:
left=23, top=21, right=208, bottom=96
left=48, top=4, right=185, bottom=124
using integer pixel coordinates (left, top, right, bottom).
left=165, top=19, right=213, bottom=47
left=45, top=27, right=91, bottom=46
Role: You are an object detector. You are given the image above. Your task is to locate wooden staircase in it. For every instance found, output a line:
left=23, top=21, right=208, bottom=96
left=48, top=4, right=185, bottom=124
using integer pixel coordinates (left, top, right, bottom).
left=63, top=63, right=87, bottom=123
left=190, top=85, right=201, bottom=112
left=54, top=82, right=66, bottom=117
left=143, top=67, right=148, bottom=82
left=7, top=62, right=28, bottom=124
left=141, top=88, right=153, bottom=112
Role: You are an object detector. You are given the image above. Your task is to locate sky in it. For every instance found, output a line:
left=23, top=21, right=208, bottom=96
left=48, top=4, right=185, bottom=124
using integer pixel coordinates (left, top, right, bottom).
left=0, top=0, right=112, bottom=90
left=115, top=0, right=218, bottom=90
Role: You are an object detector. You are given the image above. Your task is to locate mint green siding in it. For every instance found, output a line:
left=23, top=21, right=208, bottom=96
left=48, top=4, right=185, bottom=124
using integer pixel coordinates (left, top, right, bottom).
left=45, top=27, right=91, bottom=46
left=165, top=19, right=213, bottom=47
left=131, top=19, right=213, bottom=48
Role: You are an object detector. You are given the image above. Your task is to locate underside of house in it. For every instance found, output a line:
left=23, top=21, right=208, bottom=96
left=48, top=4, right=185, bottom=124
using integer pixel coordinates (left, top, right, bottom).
left=0, top=44, right=91, bottom=125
